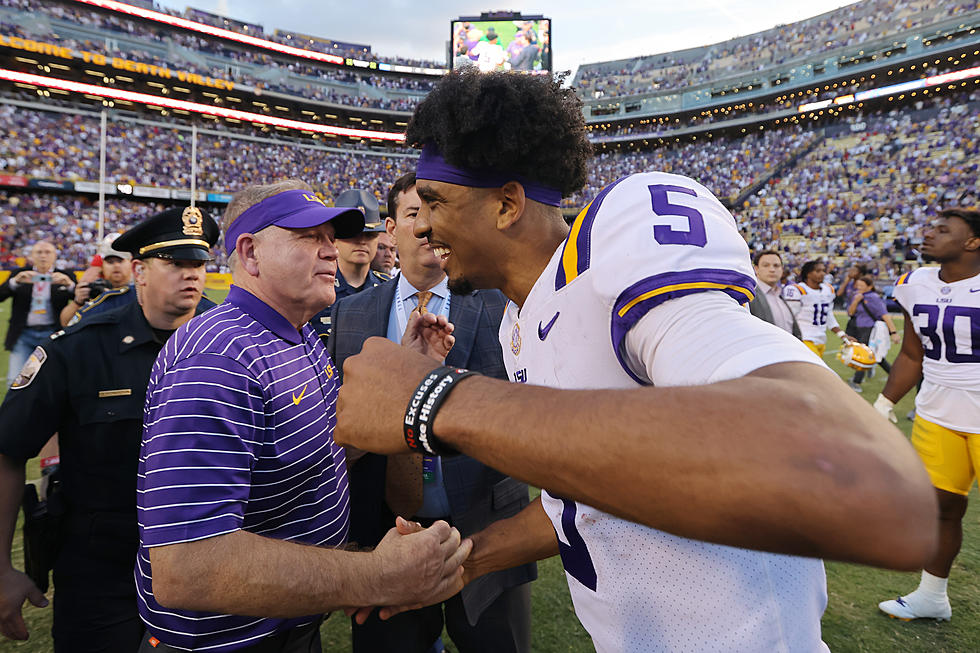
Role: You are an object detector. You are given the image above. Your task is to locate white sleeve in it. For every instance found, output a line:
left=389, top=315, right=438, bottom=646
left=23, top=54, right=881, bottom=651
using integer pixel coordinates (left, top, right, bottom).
left=825, top=306, right=841, bottom=333
left=781, top=284, right=803, bottom=316
left=623, top=292, right=826, bottom=386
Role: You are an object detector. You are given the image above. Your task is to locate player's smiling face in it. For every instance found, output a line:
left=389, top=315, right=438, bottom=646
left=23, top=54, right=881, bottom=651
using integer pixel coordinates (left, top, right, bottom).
left=414, top=179, right=500, bottom=295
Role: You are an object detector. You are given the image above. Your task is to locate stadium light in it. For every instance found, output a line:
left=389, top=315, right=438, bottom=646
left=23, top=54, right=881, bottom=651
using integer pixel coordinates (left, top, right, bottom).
left=0, top=68, right=406, bottom=141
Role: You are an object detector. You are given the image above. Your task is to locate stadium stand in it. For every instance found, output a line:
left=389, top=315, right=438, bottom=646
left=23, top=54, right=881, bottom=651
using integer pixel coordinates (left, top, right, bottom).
left=575, top=0, right=978, bottom=98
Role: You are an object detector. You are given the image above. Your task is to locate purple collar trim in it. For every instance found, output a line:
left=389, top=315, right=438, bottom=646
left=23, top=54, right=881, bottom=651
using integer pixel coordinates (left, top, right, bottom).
left=415, top=143, right=562, bottom=207
left=225, top=285, right=304, bottom=344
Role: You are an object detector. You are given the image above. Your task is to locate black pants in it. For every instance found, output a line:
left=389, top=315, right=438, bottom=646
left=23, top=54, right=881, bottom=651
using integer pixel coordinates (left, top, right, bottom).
left=851, top=325, right=891, bottom=384
left=51, top=530, right=144, bottom=653
left=351, top=583, right=531, bottom=653
left=138, top=620, right=322, bottom=652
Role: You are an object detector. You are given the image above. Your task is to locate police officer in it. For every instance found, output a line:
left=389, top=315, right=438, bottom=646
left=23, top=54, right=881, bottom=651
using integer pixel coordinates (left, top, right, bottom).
left=64, top=233, right=216, bottom=327
left=0, top=206, right=219, bottom=652
left=311, top=189, right=389, bottom=340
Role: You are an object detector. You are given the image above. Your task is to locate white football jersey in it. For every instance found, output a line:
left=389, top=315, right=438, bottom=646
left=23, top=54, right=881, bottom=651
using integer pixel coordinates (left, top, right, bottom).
left=893, top=267, right=980, bottom=433
left=500, top=172, right=828, bottom=652
left=781, top=282, right=837, bottom=344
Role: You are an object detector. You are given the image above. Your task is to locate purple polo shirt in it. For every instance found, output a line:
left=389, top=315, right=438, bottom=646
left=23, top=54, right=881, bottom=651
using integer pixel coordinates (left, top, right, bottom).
left=136, top=285, right=349, bottom=651
left=853, top=290, right=887, bottom=329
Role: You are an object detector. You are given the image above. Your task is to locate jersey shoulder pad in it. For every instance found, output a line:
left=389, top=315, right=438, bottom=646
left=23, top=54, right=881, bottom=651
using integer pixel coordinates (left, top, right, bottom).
left=561, top=172, right=756, bottom=308
left=782, top=284, right=803, bottom=301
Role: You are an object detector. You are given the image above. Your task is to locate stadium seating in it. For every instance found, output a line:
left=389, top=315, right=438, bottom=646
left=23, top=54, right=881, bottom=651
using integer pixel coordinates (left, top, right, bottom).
left=575, top=0, right=976, bottom=98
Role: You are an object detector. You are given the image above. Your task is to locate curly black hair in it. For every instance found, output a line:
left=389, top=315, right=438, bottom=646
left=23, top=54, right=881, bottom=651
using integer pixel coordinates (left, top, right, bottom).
left=405, top=71, right=592, bottom=198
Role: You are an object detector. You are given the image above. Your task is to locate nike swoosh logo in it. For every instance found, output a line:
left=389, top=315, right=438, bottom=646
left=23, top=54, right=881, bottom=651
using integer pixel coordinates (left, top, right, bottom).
left=971, top=288, right=980, bottom=293
left=292, top=383, right=309, bottom=405
left=538, top=312, right=560, bottom=340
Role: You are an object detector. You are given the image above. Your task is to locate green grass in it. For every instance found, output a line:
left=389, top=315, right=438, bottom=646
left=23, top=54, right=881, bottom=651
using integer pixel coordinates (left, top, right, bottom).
left=2, top=306, right=978, bottom=652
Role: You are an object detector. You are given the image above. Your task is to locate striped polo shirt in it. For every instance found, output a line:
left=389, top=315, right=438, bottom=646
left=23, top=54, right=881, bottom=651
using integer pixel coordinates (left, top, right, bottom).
left=136, top=285, right=349, bottom=651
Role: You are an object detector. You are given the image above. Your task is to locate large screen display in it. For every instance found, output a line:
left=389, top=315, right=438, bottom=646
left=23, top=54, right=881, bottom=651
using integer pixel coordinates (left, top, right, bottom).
left=451, top=18, right=551, bottom=74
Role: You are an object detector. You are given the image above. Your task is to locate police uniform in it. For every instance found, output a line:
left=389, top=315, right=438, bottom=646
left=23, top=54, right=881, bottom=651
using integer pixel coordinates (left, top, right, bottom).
left=67, top=284, right=217, bottom=326
left=0, top=206, right=218, bottom=653
left=311, top=188, right=390, bottom=340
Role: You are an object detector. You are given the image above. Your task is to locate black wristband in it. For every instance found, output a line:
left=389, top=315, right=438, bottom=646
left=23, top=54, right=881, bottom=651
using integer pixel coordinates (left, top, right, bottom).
left=403, top=366, right=478, bottom=455
left=889, top=331, right=896, bottom=335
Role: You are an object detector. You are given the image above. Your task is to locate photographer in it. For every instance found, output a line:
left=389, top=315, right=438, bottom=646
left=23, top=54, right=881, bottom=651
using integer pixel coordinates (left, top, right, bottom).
left=59, top=235, right=133, bottom=327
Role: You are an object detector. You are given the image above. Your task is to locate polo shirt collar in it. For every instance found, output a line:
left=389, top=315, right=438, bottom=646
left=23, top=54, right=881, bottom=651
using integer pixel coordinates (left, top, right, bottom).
left=226, top=285, right=303, bottom=344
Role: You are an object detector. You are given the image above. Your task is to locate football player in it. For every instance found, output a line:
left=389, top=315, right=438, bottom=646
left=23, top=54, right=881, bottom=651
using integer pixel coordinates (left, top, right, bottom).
left=875, top=207, right=980, bottom=622
left=334, top=71, right=937, bottom=651
left=782, top=259, right=853, bottom=357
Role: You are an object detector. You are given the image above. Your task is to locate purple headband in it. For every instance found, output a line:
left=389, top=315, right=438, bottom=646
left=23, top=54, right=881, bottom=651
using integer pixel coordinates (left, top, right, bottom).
left=415, top=143, right=562, bottom=207
left=224, top=189, right=365, bottom=255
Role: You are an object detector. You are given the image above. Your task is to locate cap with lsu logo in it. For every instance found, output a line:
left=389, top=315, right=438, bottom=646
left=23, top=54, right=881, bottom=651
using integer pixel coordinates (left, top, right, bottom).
left=113, top=206, right=219, bottom=261
left=334, top=189, right=385, bottom=233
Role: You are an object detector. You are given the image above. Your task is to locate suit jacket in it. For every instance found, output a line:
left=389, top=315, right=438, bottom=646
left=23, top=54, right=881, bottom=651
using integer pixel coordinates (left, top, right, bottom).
left=328, top=278, right=536, bottom=624
left=749, top=287, right=801, bottom=339
left=0, top=267, right=74, bottom=350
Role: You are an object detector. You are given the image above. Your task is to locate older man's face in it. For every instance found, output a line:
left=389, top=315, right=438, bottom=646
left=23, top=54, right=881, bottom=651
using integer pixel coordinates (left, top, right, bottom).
left=251, top=222, right=340, bottom=317
left=30, top=242, right=57, bottom=273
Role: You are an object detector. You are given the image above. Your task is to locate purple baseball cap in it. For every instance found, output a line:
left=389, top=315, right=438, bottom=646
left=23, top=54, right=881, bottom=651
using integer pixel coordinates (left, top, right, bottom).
left=224, top=189, right=365, bottom=255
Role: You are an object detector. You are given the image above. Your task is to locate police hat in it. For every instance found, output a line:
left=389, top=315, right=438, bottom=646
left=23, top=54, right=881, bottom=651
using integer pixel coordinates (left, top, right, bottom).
left=113, top=206, right=219, bottom=261
left=334, top=189, right=385, bottom=233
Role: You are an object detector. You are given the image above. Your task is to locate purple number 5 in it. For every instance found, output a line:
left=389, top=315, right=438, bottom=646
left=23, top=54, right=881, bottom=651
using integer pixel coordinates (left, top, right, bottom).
left=648, top=184, right=708, bottom=247
left=554, top=497, right=597, bottom=591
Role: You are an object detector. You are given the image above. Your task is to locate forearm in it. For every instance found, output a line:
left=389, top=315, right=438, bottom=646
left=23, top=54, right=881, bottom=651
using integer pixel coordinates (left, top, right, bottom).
left=881, top=352, right=922, bottom=403
left=464, top=497, right=557, bottom=583
left=150, top=530, right=386, bottom=617
left=0, top=456, right=26, bottom=571
left=58, top=301, right=78, bottom=327
left=435, top=363, right=936, bottom=569
left=883, top=314, right=898, bottom=334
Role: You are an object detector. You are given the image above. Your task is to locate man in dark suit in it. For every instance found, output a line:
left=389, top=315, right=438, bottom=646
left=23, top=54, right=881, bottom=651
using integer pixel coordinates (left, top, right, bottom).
left=328, top=173, right=534, bottom=653
left=0, top=240, right=75, bottom=385
left=748, top=250, right=801, bottom=338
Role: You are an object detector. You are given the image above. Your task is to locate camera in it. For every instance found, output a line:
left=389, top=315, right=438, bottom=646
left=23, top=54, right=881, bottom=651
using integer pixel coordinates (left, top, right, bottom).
left=87, top=279, right=112, bottom=301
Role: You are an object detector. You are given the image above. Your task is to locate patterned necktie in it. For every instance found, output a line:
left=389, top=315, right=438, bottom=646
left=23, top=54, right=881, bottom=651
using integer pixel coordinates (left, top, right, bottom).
left=415, top=290, right=433, bottom=315
left=386, top=289, right=435, bottom=518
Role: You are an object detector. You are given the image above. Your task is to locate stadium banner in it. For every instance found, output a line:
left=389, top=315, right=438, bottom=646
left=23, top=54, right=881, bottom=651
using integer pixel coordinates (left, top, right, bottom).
left=28, top=179, right=74, bottom=191
left=74, top=181, right=117, bottom=195
left=0, top=174, right=28, bottom=187
left=205, top=272, right=233, bottom=291
left=172, top=189, right=208, bottom=201
left=0, top=35, right=234, bottom=91
left=207, top=193, right=234, bottom=204
left=134, top=186, right=171, bottom=199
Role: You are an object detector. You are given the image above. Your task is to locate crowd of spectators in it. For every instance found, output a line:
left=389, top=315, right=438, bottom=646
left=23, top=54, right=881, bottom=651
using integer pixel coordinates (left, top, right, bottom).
left=0, top=0, right=431, bottom=112
left=575, top=0, right=977, bottom=98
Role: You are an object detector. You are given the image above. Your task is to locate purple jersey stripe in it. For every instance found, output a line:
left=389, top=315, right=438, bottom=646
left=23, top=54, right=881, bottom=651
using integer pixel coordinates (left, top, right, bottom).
left=555, top=175, right=629, bottom=290
left=610, top=268, right=758, bottom=384
left=136, top=286, right=348, bottom=651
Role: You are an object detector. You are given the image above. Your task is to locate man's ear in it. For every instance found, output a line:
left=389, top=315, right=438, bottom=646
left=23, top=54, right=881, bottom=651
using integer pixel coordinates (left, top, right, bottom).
left=132, top=259, right=146, bottom=285
left=385, top=217, right=397, bottom=245
left=496, top=181, right=527, bottom=231
left=236, top=234, right=261, bottom=276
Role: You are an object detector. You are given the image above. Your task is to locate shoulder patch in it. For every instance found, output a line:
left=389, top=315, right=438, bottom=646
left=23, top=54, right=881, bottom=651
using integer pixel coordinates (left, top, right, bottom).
left=10, top=346, right=47, bottom=390
left=372, top=270, right=391, bottom=282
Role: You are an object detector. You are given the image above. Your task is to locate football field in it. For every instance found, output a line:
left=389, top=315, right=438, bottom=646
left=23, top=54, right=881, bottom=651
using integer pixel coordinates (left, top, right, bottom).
left=1, top=300, right=978, bottom=652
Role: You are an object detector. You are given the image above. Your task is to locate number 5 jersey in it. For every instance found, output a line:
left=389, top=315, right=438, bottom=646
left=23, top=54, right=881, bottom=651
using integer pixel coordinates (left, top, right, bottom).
left=500, top=172, right=829, bottom=652
left=893, top=267, right=980, bottom=433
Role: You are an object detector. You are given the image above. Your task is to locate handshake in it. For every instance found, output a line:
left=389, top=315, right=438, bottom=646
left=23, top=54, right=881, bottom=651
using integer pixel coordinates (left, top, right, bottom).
left=345, top=517, right=473, bottom=623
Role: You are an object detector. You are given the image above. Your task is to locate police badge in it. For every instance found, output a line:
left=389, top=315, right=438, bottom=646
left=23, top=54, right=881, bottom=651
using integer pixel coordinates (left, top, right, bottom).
left=182, top=206, right=205, bottom=236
